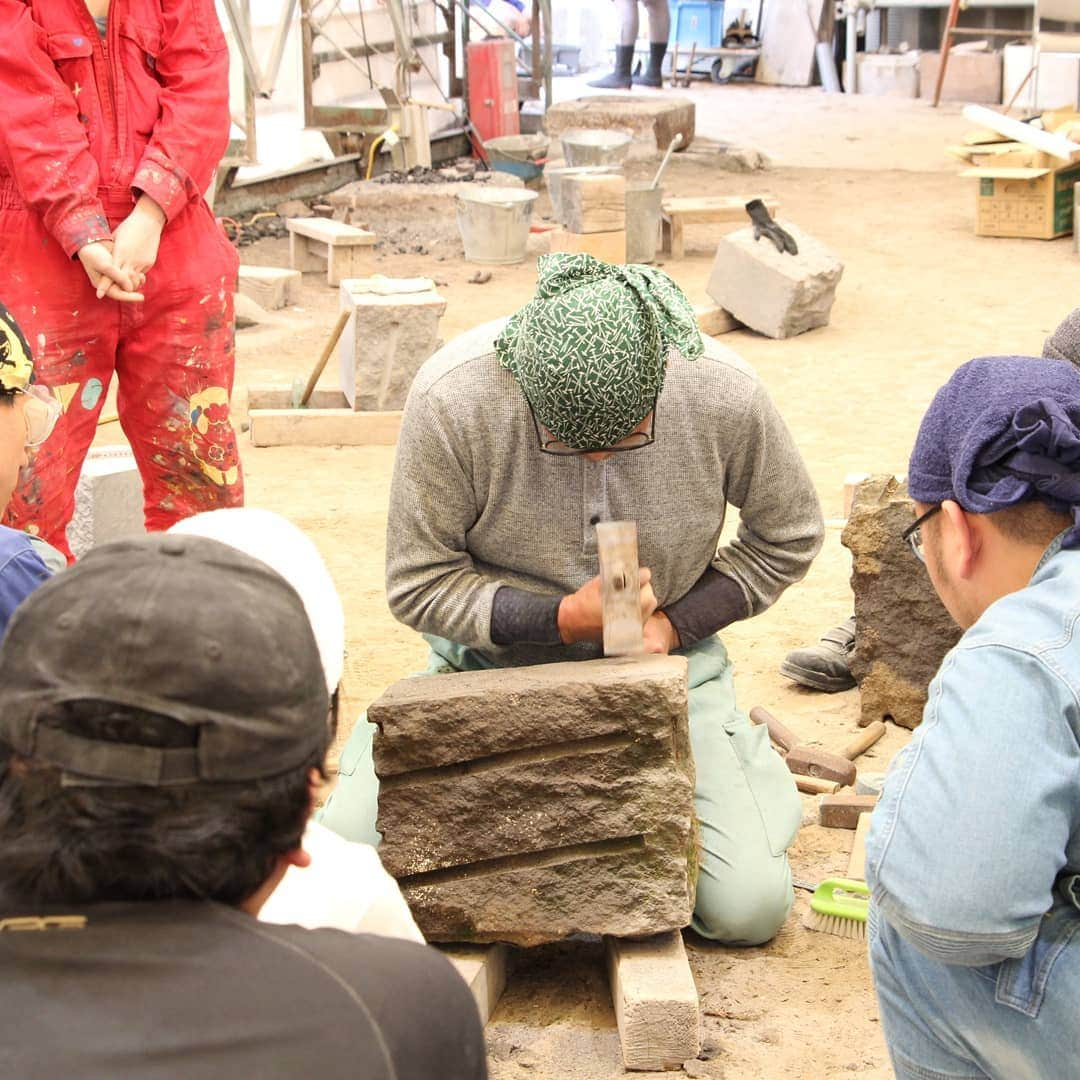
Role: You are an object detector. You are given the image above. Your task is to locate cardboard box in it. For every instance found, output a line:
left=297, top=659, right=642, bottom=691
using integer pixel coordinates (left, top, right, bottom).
left=919, top=50, right=1002, bottom=104
left=963, top=159, right=1080, bottom=238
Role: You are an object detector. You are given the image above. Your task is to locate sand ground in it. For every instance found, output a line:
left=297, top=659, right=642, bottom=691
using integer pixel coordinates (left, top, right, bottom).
left=97, top=81, right=1078, bottom=1079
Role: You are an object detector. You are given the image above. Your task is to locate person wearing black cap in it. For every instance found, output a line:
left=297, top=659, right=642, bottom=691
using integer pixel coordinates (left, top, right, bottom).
left=865, top=356, right=1080, bottom=1079
left=0, top=533, right=486, bottom=1079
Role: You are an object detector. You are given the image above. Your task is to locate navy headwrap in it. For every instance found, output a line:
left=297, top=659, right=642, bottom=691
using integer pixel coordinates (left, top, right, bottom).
left=908, top=356, right=1080, bottom=549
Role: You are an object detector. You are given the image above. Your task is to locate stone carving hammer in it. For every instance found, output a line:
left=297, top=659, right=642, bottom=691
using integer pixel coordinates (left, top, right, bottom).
left=749, top=707, right=885, bottom=786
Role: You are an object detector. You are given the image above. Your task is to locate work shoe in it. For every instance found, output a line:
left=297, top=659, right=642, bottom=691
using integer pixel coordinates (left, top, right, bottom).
left=632, top=42, right=667, bottom=87
left=779, top=616, right=857, bottom=693
left=588, top=44, right=634, bottom=90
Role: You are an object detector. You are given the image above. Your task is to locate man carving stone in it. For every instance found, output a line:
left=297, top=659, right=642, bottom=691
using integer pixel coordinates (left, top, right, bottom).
left=321, top=254, right=824, bottom=945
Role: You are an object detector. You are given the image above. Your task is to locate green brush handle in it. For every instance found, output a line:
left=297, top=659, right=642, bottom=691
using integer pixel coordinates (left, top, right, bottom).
left=810, top=878, right=870, bottom=923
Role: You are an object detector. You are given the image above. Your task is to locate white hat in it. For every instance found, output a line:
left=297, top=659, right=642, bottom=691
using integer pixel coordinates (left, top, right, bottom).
left=168, top=508, right=345, bottom=694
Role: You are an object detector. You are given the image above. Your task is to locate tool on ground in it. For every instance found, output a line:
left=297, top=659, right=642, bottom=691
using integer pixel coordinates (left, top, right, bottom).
left=291, top=309, right=351, bottom=409
left=650, top=133, right=683, bottom=190
left=596, top=521, right=646, bottom=657
left=745, top=198, right=798, bottom=255
left=804, top=878, right=869, bottom=940
left=819, top=793, right=878, bottom=830
left=751, top=708, right=886, bottom=786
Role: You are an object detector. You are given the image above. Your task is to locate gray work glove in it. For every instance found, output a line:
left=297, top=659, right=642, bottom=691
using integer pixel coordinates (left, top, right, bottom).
left=745, top=199, right=798, bottom=256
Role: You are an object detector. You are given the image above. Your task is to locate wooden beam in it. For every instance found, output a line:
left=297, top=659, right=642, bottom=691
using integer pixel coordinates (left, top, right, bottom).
left=440, top=945, right=509, bottom=1026
left=606, top=931, right=701, bottom=1072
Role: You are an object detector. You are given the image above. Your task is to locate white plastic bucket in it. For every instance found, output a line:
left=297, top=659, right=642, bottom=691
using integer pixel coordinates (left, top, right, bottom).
left=456, top=187, right=538, bottom=265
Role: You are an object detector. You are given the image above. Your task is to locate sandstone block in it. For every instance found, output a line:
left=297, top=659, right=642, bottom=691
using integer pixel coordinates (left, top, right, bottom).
left=561, top=173, right=627, bottom=234
left=372, top=655, right=698, bottom=947
left=238, top=265, right=302, bottom=311
left=544, top=95, right=695, bottom=154
left=67, top=446, right=145, bottom=559
left=546, top=165, right=622, bottom=226
left=706, top=222, right=843, bottom=339
left=841, top=475, right=962, bottom=730
left=338, top=279, right=447, bottom=411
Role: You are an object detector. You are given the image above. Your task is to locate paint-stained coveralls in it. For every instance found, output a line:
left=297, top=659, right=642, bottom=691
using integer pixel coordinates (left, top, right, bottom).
left=0, top=0, right=242, bottom=557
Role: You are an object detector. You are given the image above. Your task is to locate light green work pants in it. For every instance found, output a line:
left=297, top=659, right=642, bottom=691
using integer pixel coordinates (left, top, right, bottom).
left=318, top=634, right=801, bottom=945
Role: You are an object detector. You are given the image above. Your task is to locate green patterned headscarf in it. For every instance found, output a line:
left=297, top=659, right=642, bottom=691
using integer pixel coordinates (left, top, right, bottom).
left=495, top=254, right=703, bottom=450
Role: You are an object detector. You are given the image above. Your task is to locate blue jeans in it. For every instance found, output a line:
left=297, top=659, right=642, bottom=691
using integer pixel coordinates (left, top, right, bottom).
left=868, top=901, right=1080, bottom=1079
left=319, top=634, right=802, bottom=946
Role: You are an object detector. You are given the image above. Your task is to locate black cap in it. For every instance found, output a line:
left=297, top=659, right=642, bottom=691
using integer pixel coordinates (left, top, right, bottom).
left=0, top=534, right=330, bottom=786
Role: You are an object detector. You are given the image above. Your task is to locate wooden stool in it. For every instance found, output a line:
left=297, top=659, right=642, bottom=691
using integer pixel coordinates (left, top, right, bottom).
left=660, top=195, right=779, bottom=259
left=286, top=217, right=377, bottom=286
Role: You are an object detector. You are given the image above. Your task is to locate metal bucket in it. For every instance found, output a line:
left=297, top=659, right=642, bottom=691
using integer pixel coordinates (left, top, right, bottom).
left=484, top=134, right=549, bottom=186
left=456, top=187, right=538, bottom=264
left=560, top=127, right=634, bottom=168
left=625, top=183, right=664, bottom=264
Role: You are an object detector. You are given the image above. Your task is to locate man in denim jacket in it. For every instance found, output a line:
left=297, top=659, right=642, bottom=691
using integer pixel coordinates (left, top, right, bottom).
left=867, top=355, right=1080, bottom=1080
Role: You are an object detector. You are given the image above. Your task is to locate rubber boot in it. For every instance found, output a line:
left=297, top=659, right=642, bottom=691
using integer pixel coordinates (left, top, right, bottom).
left=588, top=44, right=634, bottom=90
left=779, top=616, right=857, bottom=693
left=633, top=42, right=667, bottom=87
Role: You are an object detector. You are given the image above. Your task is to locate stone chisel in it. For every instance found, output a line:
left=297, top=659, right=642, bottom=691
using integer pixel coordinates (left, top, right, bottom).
left=596, top=520, right=646, bottom=657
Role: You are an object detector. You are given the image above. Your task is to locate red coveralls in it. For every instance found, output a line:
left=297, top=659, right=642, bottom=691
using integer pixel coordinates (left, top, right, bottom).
left=0, top=0, right=243, bottom=558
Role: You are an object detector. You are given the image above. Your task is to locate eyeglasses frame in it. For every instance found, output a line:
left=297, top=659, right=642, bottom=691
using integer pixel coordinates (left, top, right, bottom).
left=527, top=396, right=659, bottom=457
left=901, top=504, right=943, bottom=563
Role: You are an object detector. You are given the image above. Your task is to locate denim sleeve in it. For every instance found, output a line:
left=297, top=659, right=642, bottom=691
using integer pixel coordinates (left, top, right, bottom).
left=866, top=643, right=1079, bottom=966
left=0, top=546, right=51, bottom=635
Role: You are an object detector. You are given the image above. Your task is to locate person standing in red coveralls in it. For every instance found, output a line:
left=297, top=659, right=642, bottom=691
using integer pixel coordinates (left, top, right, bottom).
left=0, top=0, right=243, bottom=559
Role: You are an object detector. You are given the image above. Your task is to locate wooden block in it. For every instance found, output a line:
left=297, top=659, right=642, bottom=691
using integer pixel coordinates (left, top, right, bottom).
left=819, top=794, right=877, bottom=830
left=549, top=227, right=626, bottom=264
left=693, top=304, right=740, bottom=336
left=606, top=932, right=701, bottom=1072
left=248, top=408, right=401, bottom=447
left=561, top=173, right=626, bottom=233
left=847, top=813, right=871, bottom=881
left=440, top=944, right=508, bottom=1026
left=286, top=217, right=378, bottom=247
left=238, top=265, right=302, bottom=311
left=796, top=775, right=840, bottom=796
left=290, top=231, right=326, bottom=274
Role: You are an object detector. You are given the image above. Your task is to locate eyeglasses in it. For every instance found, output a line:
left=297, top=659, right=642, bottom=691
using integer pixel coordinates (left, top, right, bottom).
left=17, top=385, right=62, bottom=448
left=901, top=504, right=942, bottom=563
left=528, top=398, right=658, bottom=457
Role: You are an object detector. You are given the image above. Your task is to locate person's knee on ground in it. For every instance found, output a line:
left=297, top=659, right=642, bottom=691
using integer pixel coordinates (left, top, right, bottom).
left=692, top=856, right=794, bottom=945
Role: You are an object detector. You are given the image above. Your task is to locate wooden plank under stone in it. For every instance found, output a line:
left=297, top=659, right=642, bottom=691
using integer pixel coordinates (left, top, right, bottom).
left=606, top=931, right=701, bottom=1071
left=373, top=656, right=698, bottom=946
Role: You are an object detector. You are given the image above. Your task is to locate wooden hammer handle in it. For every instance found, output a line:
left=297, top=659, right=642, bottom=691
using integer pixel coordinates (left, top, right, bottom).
left=842, top=720, right=886, bottom=762
left=749, top=706, right=800, bottom=753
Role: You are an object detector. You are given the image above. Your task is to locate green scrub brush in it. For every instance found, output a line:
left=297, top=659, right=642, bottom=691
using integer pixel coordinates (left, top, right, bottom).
left=804, top=878, right=869, bottom=940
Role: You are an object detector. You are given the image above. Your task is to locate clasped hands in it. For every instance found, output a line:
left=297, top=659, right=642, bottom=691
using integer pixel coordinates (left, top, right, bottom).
left=557, top=569, right=681, bottom=655
left=76, top=195, right=166, bottom=304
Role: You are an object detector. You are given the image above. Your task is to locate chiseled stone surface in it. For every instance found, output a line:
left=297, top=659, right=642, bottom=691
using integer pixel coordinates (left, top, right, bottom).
left=842, top=475, right=962, bottom=730
left=372, top=655, right=698, bottom=946
left=544, top=95, right=695, bottom=153
left=707, top=222, right=843, bottom=339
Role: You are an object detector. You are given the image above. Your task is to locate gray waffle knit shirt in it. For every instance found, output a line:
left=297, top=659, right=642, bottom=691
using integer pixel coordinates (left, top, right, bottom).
left=386, top=318, right=824, bottom=666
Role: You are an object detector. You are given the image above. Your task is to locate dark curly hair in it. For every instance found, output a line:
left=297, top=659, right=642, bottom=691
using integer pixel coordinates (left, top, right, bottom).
left=0, top=701, right=326, bottom=908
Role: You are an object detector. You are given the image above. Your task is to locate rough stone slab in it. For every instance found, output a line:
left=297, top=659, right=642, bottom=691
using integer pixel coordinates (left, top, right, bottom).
left=561, top=173, right=626, bottom=234
left=549, top=226, right=626, bottom=263
left=247, top=407, right=401, bottom=447
left=373, top=655, right=697, bottom=946
left=544, top=95, right=695, bottom=153
left=67, top=446, right=145, bottom=559
left=326, top=174, right=523, bottom=217
left=606, top=931, right=701, bottom=1071
left=440, top=944, right=508, bottom=1025
left=706, top=222, right=843, bottom=339
left=545, top=165, right=622, bottom=225
left=338, top=279, right=446, bottom=411
left=841, top=475, right=962, bottom=730
left=238, top=265, right=302, bottom=311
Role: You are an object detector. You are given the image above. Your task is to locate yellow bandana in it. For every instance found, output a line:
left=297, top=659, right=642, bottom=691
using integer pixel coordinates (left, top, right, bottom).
left=0, top=304, right=33, bottom=393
